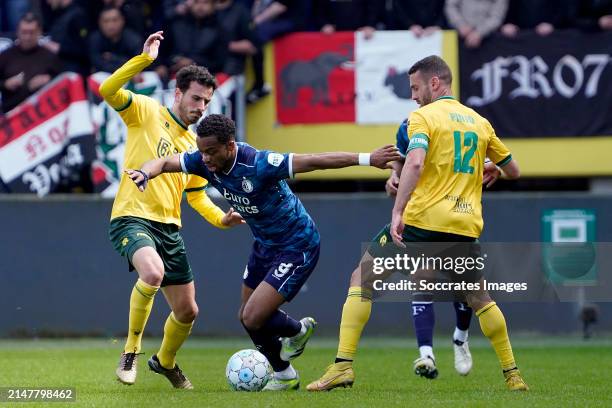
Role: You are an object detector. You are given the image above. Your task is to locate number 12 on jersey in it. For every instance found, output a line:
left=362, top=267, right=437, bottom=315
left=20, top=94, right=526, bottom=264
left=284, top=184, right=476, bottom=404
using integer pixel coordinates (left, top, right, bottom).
left=453, top=131, right=478, bottom=174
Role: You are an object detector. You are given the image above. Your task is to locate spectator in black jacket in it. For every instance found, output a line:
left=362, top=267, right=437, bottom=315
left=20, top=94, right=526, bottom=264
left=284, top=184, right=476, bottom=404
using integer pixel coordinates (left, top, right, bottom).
left=42, top=0, right=89, bottom=75
left=168, top=0, right=228, bottom=74
left=572, top=0, right=612, bottom=31
left=89, top=7, right=142, bottom=73
left=312, top=0, right=385, bottom=39
left=501, top=0, right=574, bottom=37
left=388, top=0, right=447, bottom=36
left=0, top=13, right=63, bottom=112
left=216, top=0, right=257, bottom=75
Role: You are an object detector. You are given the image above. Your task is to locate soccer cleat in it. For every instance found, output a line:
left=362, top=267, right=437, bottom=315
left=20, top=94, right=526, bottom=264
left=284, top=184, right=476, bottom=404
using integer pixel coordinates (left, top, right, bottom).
left=306, top=362, right=355, bottom=391
left=147, top=354, right=193, bottom=389
left=414, top=356, right=438, bottom=379
left=504, top=368, right=529, bottom=391
left=116, top=351, right=141, bottom=385
left=453, top=340, right=473, bottom=376
left=280, top=317, right=317, bottom=361
left=262, top=373, right=300, bottom=391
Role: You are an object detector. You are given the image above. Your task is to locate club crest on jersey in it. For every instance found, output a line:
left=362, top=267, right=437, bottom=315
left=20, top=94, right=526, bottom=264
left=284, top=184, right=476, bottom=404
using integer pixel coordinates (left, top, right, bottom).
left=242, top=178, right=253, bottom=193
left=157, top=137, right=173, bottom=157
left=267, top=153, right=284, bottom=167
left=379, top=234, right=387, bottom=246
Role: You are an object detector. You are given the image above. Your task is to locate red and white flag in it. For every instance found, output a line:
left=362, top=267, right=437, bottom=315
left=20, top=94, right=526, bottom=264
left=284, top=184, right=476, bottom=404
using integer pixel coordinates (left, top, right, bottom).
left=0, top=73, right=95, bottom=195
left=274, top=31, right=443, bottom=125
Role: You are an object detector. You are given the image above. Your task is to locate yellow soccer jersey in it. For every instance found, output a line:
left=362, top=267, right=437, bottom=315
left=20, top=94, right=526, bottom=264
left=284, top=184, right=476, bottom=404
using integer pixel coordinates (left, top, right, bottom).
left=403, top=96, right=512, bottom=238
left=101, top=54, right=207, bottom=227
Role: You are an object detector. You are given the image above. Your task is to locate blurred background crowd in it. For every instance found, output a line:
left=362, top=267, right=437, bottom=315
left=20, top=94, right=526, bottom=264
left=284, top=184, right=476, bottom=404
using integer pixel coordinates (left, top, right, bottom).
left=0, top=0, right=611, bottom=113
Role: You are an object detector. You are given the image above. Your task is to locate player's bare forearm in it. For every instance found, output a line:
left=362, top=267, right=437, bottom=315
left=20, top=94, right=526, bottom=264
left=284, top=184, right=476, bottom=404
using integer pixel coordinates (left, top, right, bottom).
left=292, top=152, right=359, bottom=174
left=392, top=149, right=425, bottom=216
left=499, top=159, right=520, bottom=180
left=142, top=154, right=182, bottom=179
left=292, top=145, right=401, bottom=174
left=125, top=154, right=182, bottom=191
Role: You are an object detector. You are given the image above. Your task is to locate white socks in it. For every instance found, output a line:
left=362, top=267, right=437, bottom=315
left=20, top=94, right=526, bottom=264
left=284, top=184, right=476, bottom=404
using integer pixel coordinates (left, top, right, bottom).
left=419, top=345, right=434, bottom=360
left=275, top=364, right=297, bottom=380
left=453, top=328, right=469, bottom=344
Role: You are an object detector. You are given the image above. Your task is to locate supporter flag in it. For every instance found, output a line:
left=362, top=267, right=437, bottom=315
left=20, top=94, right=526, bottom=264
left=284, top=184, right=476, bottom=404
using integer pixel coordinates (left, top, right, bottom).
left=274, top=31, right=444, bottom=125
left=0, top=73, right=95, bottom=195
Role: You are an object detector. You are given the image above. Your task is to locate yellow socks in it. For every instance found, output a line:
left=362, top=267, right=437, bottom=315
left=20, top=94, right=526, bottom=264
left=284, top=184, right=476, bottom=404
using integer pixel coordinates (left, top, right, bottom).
left=157, top=312, right=194, bottom=369
left=477, top=302, right=516, bottom=371
left=124, top=279, right=159, bottom=353
left=336, top=287, right=372, bottom=361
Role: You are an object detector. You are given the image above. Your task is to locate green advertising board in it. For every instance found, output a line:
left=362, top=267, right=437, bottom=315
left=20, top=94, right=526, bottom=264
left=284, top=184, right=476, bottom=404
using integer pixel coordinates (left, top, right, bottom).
left=542, top=210, right=596, bottom=285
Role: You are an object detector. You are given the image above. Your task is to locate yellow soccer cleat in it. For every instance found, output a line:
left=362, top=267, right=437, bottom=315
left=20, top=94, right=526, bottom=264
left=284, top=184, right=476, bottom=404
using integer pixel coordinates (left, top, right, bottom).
left=504, top=369, right=529, bottom=391
left=306, top=362, right=355, bottom=391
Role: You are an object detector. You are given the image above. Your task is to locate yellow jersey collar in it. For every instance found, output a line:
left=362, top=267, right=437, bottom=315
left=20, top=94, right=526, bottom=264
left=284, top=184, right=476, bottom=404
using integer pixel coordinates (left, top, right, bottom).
left=166, top=107, right=188, bottom=130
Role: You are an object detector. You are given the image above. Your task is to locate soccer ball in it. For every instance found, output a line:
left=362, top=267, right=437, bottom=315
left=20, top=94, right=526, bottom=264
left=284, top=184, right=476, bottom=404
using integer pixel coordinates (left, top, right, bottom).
left=225, top=349, right=272, bottom=391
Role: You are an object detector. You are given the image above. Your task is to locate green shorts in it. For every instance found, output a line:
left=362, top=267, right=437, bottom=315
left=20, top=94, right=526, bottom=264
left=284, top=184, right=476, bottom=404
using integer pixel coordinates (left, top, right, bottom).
left=367, top=223, right=482, bottom=282
left=109, top=216, right=193, bottom=286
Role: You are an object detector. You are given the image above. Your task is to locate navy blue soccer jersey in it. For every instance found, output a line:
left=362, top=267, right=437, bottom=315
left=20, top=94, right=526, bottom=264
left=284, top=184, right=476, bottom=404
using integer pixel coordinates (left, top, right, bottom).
left=180, top=143, right=320, bottom=251
left=396, top=119, right=409, bottom=157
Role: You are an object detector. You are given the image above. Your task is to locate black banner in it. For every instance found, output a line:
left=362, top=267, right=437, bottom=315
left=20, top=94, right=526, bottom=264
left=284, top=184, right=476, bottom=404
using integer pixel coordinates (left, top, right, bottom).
left=460, top=30, right=612, bottom=138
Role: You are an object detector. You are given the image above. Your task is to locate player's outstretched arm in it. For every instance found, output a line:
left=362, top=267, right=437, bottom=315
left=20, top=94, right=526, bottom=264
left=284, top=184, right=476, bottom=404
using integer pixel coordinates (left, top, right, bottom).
left=291, top=145, right=401, bottom=174
left=124, top=154, right=182, bottom=192
left=98, top=31, right=164, bottom=108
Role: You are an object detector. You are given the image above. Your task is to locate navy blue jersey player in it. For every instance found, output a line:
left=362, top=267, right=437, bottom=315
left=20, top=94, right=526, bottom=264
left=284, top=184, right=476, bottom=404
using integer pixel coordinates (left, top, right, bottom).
left=126, top=114, right=400, bottom=390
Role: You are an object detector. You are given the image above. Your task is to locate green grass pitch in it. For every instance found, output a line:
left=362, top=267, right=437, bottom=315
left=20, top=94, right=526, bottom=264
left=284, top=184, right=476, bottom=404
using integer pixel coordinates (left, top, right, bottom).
left=1, top=336, right=611, bottom=407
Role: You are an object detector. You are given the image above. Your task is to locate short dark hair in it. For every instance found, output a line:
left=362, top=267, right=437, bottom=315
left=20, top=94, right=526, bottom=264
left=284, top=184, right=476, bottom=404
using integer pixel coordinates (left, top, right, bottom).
left=99, top=6, right=123, bottom=18
left=176, top=65, right=217, bottom=93
left=196, top=114, right=235, bottom=143
left=19, top=12, right=42, bottom=28
left=408, top=55, right=452, bottom=85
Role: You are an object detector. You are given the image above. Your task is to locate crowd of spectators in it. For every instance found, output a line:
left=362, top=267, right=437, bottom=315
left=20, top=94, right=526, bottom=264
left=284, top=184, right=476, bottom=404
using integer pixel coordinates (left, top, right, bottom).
left=0, top=0, right=611, bottom=112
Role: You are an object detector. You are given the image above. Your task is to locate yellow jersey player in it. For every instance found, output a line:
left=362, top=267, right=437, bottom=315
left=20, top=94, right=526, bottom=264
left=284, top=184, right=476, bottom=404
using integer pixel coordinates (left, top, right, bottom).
left=307, top=56, right=527, bottom=392
left=103, top=31, right=243, bottom=389
left=389, top=55, right=526, bottom=390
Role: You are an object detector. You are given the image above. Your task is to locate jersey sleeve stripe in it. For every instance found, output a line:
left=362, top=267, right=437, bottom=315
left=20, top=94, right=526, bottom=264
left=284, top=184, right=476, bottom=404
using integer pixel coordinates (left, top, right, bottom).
left=114, top=92, right=133, bottom=112
left=180, top=152, right=188, bottom=173
left=185, top=186, right=206, bottom=193
left=496, top=154, right=512, bottom=167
